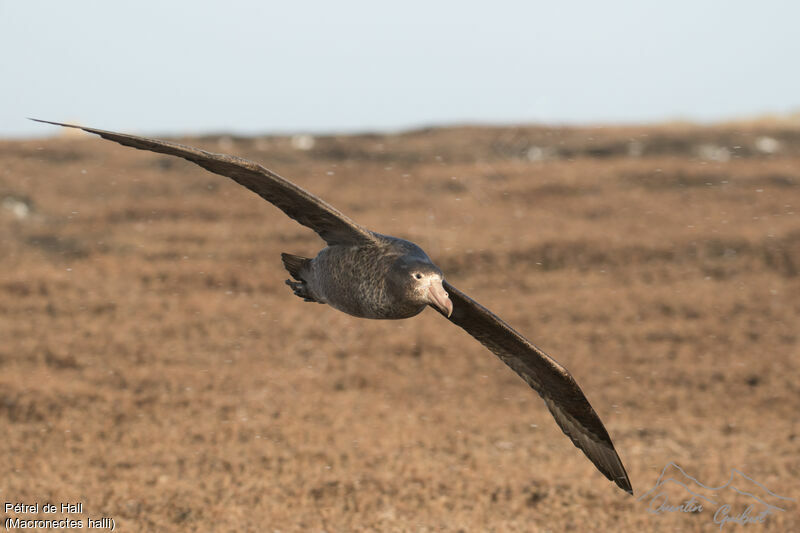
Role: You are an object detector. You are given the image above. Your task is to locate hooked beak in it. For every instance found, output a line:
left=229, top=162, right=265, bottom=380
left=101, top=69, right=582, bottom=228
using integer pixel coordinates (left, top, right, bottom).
left=427, top=280, right=453, bottom=317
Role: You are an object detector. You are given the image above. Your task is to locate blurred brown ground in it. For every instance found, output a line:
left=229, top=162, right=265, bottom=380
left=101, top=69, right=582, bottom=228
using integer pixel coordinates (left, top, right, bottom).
left=1, top=123, right=798, bottom=531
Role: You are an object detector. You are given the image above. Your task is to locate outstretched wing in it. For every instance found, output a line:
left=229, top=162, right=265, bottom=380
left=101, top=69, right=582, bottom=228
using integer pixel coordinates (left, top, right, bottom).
left=438, top=280, right=633, bottom=495
left=31, top=119, right=375, bottom=246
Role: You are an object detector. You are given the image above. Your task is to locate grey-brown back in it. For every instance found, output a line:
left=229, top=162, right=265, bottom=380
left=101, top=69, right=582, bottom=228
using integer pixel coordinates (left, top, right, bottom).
left=305, top=237, right=428, bottom=319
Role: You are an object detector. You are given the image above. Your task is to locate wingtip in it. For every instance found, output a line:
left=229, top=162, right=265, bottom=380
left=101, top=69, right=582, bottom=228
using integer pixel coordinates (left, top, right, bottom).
left=28, top=118, right=82, bottom=129
left=617, top=477, right=634, bottom=496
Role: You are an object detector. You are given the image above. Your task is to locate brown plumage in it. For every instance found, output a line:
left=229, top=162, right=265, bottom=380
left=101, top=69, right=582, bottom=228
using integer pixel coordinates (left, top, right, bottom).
left=32, top=118, right=633, bottom=495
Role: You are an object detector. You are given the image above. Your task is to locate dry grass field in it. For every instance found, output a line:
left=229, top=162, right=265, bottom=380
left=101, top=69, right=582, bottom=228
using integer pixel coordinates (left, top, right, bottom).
left=1, top=123, right=798, bottom=531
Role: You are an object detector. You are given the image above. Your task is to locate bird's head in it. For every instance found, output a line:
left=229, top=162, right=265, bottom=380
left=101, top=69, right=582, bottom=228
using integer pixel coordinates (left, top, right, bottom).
left=388, top=256, right=453, bottom=317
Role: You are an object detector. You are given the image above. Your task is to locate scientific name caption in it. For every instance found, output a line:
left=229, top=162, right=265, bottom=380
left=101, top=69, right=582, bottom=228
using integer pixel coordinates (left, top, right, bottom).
left=4, top=502, right=115, bottom=530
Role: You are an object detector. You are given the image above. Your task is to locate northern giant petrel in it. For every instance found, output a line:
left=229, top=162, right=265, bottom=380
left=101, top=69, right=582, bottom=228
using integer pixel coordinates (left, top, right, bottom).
left=33, top=119, right=633, bottom=495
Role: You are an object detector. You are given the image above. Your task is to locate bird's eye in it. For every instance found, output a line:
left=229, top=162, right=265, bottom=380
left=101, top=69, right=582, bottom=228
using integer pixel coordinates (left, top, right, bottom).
left=414, top=273, right=422, bottom=280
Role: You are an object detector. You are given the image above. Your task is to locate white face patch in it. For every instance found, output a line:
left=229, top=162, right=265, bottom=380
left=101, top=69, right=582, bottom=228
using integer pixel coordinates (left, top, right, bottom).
left=412, top=272, right=440, bottom=282
left=412, top=272, right=443, bottom=296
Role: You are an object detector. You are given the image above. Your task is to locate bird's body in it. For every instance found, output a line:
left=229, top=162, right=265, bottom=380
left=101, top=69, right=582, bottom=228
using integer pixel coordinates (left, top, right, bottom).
left=284, top=234, right=443, bottom=320
left=33, top=118, right=633, bottom=495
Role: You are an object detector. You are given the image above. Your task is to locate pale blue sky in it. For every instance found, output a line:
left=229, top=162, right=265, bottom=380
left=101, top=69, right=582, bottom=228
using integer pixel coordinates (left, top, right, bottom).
left=2, top=0, right=799, bottom=138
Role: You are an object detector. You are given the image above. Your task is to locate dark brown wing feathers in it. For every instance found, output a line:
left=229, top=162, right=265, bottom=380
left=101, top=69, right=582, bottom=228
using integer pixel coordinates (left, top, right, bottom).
left=440, top=281, right=633, bottom=494
left=30, top=119, right=374, bottom=246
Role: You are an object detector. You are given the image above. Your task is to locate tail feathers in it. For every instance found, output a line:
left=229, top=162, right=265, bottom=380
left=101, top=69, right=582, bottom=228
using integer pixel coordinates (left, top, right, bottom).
left=281, top=253, right=311, bottom=280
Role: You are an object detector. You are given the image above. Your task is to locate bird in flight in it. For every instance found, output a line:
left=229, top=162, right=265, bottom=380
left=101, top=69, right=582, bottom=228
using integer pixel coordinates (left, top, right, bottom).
left=33, top=118, right=633, bottom=495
